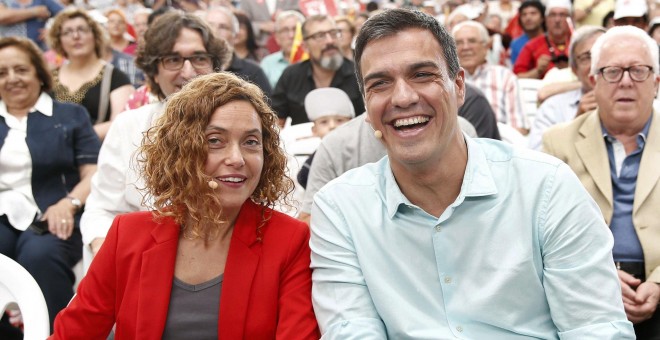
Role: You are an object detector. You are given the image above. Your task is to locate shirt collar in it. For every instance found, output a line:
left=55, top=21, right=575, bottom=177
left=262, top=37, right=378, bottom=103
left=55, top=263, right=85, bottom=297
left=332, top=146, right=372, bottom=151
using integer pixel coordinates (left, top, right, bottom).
left=466, top=63, right=488, bottom=78
left=31, top=92, right=53, bottom=116
left=601, top=112, right=653, bottom=147
left=0, top=92, right=52, bottom=119
left=384, top=134, right=499, bottom=218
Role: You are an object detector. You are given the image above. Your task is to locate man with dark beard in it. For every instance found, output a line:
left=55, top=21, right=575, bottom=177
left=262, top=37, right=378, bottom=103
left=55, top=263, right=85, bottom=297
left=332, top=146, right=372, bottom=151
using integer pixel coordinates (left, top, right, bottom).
left=272, top=15, right=364, bottom=126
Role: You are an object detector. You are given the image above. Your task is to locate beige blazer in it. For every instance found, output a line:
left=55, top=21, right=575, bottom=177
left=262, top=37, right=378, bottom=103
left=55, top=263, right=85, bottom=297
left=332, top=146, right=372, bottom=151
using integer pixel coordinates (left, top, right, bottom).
left=542, top=110, right=660, bottom=283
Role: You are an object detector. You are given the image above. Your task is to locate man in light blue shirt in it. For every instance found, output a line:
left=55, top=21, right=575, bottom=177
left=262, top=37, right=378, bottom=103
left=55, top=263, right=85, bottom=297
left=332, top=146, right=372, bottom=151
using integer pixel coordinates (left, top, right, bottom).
left=260, top=10, right=304, bottom=88
left=310, top=8, right=635, bottom=339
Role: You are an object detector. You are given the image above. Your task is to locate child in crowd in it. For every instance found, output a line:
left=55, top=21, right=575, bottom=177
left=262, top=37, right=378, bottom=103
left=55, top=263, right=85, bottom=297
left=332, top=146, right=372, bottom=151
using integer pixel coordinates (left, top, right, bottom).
left=297, top=88, right=355, bottom=188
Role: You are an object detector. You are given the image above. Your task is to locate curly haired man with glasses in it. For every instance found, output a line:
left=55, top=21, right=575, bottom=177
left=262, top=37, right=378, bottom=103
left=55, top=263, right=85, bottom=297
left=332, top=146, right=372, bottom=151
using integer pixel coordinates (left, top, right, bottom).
left=80, top=11, right=231, bottom=265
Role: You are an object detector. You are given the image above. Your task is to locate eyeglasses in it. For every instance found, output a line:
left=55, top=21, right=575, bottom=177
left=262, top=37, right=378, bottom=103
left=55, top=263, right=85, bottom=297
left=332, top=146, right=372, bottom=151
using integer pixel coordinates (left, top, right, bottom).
left=60, top=26, right=92, bottom=38
left=304, top=29, right=341, bottom=42
left=598, top=65, right=654, bottom=83
left=575, top=52, right=591, bottom=65
left=455, top=38, right=484, bottom=48
left=159, top=54, right=214, bottom=71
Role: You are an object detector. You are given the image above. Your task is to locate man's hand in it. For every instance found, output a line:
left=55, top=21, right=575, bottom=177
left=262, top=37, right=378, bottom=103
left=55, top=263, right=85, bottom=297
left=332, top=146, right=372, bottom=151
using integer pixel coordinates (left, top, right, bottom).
left=575, top=90, right=597, bottom=117
left=536, top=55, right=552, bottom=77
left=624, top=281, right=660, bottom=323
left=90, top=237, right=105, bottom=256
left=31, top=5, right=51, bottom=20
left=618, top=270, right=660, bottom=323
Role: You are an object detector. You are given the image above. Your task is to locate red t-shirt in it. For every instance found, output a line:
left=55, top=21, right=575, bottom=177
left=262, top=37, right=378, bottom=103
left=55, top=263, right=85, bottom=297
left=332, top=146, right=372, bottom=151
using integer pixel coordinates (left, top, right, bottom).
left=513, top=34, right=571, bottom=78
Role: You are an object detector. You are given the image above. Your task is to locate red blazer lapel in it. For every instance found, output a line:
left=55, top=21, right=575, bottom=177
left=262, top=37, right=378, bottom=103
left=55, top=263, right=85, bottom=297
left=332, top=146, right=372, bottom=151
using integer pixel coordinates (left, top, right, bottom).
left=219, top=201, right=262, bottom=339
left=135, top=219, right=179, bottom=339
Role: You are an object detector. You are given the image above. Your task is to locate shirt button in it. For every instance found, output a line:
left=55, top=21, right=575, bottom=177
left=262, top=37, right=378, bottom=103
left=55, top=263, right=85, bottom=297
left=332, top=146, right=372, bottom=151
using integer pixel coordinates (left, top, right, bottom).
left=435, top=225, right=441, bottom=232
left=444, top=276, right=452, bottom=284
left=456, top=326, right=463, bottom=332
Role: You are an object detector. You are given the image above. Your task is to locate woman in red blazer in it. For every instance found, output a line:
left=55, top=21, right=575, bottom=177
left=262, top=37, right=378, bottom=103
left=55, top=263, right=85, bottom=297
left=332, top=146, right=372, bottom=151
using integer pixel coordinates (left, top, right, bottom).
left=51, top=73, right=320, bottom=339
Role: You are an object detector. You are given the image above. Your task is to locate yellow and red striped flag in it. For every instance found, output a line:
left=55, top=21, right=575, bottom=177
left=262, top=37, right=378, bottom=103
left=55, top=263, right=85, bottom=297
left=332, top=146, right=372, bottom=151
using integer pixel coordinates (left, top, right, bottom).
left=289, top=21, right=309, bottom=63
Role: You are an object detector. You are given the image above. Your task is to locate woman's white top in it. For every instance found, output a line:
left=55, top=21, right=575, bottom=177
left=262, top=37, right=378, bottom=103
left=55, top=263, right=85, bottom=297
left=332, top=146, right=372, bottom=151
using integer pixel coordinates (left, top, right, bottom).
left=0, top=93, right=52, bottom=230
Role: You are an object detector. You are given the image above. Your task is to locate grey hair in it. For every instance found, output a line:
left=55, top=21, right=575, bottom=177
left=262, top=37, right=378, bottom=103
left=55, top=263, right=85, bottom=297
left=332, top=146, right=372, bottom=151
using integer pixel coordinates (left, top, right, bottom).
left=133, top=7, right=153, bottom=20
left=206, top=6, right=239, bottom=36
left=301, top=14, right=336, bottom=37
left=354, top=8, right=460, bottom=95
left=590, top=25, right=660, bottom=75
left=451, top=20, right=489, bottom=44
left=568, top=25, right=605, bottom=70
left=275, top=10, right=305, bottom=30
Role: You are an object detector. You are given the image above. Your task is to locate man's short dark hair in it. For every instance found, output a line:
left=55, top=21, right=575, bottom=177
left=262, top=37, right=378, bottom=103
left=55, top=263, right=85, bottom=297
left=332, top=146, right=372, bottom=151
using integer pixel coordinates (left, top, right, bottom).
left=135, top=11, right=230, bottom=100
left=354, top=9, right=460, bottom=95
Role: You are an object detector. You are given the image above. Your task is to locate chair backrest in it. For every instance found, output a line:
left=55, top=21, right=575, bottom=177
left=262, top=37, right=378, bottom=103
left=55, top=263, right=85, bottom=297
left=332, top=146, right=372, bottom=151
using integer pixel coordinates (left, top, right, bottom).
left=497, top=122, right=528, bottom=147
left=517, top=78, right=542, bottom=125
left=280, top=122, right=321, bottom=164
left=0, top=253, right=50, bottom=340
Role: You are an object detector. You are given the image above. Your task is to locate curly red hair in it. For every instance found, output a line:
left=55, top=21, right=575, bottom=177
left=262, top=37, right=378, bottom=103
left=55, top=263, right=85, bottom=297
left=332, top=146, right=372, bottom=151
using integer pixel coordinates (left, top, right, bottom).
left=139, top=72, right=293, bottom=240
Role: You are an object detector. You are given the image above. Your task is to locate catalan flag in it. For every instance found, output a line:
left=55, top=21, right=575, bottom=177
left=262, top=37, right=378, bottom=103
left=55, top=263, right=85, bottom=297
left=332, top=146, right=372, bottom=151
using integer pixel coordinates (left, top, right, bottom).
left=289, top=21, right=309, bottom=63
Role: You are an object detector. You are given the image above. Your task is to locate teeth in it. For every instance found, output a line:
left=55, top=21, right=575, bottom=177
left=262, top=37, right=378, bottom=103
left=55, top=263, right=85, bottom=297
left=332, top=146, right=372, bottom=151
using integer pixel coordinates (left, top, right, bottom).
left=219, top=177, right=244, bottom=183
left=394, top=116, right=429, bottom=127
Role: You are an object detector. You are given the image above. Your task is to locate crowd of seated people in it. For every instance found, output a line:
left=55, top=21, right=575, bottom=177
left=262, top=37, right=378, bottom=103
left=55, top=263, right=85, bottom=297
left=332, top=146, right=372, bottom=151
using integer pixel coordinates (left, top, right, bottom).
left=0, top=0, right=659, bottom=338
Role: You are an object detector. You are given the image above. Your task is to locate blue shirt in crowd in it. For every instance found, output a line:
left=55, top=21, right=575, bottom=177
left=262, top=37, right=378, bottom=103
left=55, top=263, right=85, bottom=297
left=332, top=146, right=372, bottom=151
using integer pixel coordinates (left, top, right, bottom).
left=311, top=136, right=634, bottom=339
left=510, top=33, right=531, bottom=65
left=604, top=116, right=652, bottom=263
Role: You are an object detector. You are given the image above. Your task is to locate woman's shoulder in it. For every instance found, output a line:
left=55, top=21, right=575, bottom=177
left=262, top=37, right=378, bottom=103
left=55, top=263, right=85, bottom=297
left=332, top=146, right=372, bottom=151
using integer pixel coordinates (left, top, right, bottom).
left=261, top=207, right=310, bottom=242
left=52, top=99, right=87, bottom=113
left=109, top=64, right=132, bottom=88
left=51, top=99, right=93, bottom=122
left=111, top=211, right=179, bottom=241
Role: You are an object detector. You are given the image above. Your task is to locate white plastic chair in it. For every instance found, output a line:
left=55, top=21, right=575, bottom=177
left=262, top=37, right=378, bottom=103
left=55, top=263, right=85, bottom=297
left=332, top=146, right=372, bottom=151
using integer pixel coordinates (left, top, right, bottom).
left=277, top=122, right=321, bottom=217
left=0, top=253, right=50, bottom=340
left=497, top=123, right=528, bottom=147
left=517, top=78, right=542, bottom=125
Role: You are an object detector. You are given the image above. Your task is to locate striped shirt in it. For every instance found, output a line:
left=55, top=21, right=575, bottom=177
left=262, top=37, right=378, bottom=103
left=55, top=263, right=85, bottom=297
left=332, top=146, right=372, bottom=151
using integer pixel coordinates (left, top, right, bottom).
left=465, top=63, right=529, bottom=129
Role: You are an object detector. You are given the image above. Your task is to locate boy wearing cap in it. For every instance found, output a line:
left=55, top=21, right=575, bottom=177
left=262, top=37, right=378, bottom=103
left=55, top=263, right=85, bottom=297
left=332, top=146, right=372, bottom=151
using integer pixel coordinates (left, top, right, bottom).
left=297, top=88, right=355, bottom=189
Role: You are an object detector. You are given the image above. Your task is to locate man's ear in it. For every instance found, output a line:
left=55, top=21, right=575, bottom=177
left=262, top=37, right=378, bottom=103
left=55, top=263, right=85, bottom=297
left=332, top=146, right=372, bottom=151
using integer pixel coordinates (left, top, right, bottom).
left=454, top=68, right=466, bottom=106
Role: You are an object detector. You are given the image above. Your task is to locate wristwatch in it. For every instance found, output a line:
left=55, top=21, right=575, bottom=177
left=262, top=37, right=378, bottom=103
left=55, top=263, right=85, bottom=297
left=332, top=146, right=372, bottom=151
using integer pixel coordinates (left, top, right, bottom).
left=67, top=196, right=82, bottom=210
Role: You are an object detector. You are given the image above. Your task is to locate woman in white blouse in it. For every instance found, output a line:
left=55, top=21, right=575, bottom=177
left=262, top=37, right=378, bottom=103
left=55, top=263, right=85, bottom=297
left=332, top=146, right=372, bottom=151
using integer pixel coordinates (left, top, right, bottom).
left=0, top=36, right=100, bottom=331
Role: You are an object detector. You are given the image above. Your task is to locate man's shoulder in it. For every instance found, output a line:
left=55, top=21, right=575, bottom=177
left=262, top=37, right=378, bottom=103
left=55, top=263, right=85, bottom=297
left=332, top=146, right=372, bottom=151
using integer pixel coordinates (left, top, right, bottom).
left=511, top=35, right=528, bottom=47
left=282, top=60, right=311, bottom=75
left=475, top=137, right=563, bottom=168
left=317, top=158, right=387, bottom=197
left=484, top=63, right=514, bottom=75
left=526, top=34, right=546, bottom=45
left=261, top=51, right=284, bottom=64
left=543, top=88, right=581, bottom=105
left=543, top=109, right=593, bottom=142
left=113, top=103, right=161, bottom=128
